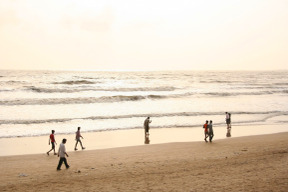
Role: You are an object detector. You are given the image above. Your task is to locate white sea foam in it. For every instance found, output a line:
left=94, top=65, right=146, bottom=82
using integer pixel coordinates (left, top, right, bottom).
left=0, top=70, right=287, bottom=138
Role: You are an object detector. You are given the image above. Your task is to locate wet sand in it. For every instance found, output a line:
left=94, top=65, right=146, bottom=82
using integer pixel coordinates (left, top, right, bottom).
left=0, top=124, right=287, bottom=156
left=0, top=126, right=288, bottom=191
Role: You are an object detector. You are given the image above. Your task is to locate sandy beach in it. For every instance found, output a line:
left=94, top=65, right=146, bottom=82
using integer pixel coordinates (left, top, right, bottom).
left=0, top=126, right=288, bottom=192
left=1, top=0, right=288, bottom=191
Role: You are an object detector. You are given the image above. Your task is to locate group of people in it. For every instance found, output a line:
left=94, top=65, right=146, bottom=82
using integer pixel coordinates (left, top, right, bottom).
left=46, top=127, right=85, bottom=170
left=202, top=112, right=232, bottom=142
left=48, top=117, right=153, bottom=171
left=144, top=113, right=232, bottom=144
left=48, top=114, right=231, bottom=170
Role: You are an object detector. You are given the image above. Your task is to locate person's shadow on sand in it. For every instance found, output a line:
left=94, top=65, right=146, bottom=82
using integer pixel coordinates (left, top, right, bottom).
left=145, top=135, right=150, bottom=144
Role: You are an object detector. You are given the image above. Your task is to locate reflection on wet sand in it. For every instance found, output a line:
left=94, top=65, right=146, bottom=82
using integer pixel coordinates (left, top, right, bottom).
left=145, top=135, right=150, bottom=144
left=226, top=127, right=232, bottom=137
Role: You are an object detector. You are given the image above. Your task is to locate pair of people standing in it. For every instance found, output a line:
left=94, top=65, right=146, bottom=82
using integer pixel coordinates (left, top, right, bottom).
left=203, top=120, right=214, bottom=142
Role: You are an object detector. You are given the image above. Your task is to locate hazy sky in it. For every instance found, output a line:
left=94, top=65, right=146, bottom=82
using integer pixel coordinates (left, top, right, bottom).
left=0, top=0, right=287, bottom=71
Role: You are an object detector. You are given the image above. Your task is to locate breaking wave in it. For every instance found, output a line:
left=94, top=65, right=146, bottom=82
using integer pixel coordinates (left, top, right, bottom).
left=0, top=95, right=166, bottom=105
left=25, top=86, right=177, bottom=93
left=53, top=80, right=96, bottom=85
left=1, top=110, right=287, bottom=138
left=0, top=89, right=287, bottom=105
left=1, top=111, right=286, bottom=125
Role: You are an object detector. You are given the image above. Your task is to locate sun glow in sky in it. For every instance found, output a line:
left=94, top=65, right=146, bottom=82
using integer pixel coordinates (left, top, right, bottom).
left=0, top=0, right=287, bottom=71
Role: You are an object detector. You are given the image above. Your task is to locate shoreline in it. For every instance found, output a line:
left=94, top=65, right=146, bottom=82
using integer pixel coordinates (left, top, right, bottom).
left=0, top=124, right=287, bottom=157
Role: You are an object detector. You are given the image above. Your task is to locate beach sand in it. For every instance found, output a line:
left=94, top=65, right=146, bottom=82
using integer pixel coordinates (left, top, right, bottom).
left=0, top=128, right=287, bottom=191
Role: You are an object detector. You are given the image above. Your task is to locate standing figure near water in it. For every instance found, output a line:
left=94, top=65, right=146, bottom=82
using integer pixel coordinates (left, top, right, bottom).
left=203, top=120, right=209, bottom=142
left=144, top=117, right=152, bottom=136
left=225, top=112, right=230, bottom=129
left=47, top=130, right=57, bottom=155
left=208, top=120, right=214, bottom=142
left=74, top=127, right=85, bottom=151
left=226, top=112, right=232, bottom=137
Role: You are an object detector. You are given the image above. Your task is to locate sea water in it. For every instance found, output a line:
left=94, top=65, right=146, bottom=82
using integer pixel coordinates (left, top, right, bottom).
left=0, top=70, right=287, bottom=138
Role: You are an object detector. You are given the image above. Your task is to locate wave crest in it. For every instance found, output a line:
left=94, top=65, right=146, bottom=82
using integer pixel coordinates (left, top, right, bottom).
left=53, top=80, right=95, bottom=85
left=1, top=111, right=285, bottom=125
left=0, top=95, right=166, bottom=105
left=26, top=86, right=176, bottom=93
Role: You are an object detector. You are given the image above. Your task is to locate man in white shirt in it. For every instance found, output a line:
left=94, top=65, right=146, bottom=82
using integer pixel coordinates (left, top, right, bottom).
left=57, top=138, right=70, bottom=171
left=208, top=120, right=214, bottom=142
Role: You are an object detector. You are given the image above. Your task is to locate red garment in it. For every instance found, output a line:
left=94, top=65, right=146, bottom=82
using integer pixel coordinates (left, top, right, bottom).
left=50, top=134, right=55, bottom=143
left=203, top=123, right=208, bottom=133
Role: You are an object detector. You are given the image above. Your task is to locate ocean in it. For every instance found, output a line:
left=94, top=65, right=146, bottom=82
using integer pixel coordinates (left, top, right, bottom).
left=0, top=70, right=287, bottom=138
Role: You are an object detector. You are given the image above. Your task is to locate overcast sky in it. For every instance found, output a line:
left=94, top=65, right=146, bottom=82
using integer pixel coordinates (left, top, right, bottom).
left=0, top=0, right=287, bottom=71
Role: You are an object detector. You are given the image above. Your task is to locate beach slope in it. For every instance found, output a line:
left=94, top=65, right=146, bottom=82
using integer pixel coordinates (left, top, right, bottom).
left=1, top=132, right=288, bottom=192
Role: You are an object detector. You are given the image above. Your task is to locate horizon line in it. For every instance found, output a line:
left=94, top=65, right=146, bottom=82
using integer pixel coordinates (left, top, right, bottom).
left=0, top=69, right=287, bottom=73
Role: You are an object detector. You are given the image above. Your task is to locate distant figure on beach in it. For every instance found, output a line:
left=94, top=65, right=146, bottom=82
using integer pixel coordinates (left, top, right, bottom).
left=225, top=112, right=231, bottom=129
left=228, top=113, right=231, bottom=128
left=144, top=117, right=152, bottom=136
left=47, top=130, right=57, bottom=155
left=226, top=112, right=232, bottom=137
left=74, top=127, right=85, bottom=151
left=203, top=120, right=209, bottom=142
left=57, top=138, right=70, bottom=171
left=208, top=120, right=214, bottom=142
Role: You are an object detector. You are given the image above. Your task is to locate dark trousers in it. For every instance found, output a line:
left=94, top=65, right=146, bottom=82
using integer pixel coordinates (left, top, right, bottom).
left=57, top=157, right=69, bottom=169
left=209, top=132, right=214, bottom=141
left=145, top=127, right=149, bottom=134
left=75, top=139, right=83, bottom=148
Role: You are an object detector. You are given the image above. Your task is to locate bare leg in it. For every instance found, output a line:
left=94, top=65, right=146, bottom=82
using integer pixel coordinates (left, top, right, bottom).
left=204, top=133, right=208, bottom=142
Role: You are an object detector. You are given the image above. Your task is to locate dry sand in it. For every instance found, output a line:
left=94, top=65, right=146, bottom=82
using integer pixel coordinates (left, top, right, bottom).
left=0, top=132, right=287, bottom=192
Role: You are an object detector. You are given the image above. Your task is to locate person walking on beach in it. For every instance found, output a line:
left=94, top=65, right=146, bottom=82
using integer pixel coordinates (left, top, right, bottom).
left=144, top=117, right=152, bottom=136
left=57, top=138, right=70, bottom=171
left=74, top=127, right=85, bottom=151
left=203, top=120, right=209, bottom=142
left=47, top=130, right=57, bottom=155
left=208, top=120, right=214, bottom=142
